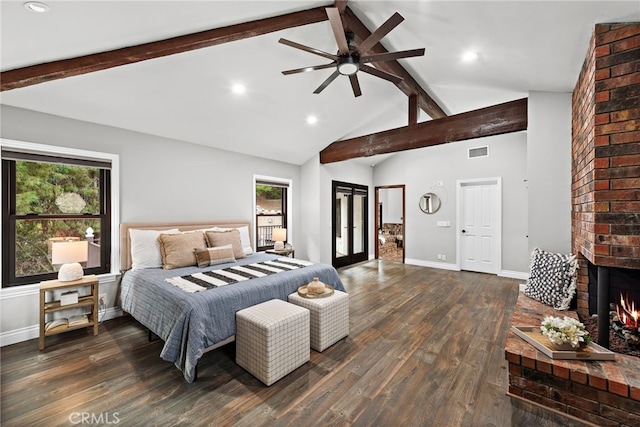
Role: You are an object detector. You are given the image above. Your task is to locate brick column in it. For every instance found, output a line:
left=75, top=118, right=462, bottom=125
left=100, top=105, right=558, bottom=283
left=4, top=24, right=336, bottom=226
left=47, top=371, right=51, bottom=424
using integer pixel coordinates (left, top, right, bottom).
left=572, top=23, right=640, bottom=317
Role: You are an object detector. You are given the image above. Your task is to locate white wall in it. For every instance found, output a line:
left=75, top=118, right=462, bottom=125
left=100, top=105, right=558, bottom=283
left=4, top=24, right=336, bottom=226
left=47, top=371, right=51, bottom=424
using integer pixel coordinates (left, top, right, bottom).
left=0, top=105, right=301, bottom=344
left=300, top=155, right=321, bottom=262
left=373, top=131, right=529, bottom=274
left=527, top=91, right=573, bottom=254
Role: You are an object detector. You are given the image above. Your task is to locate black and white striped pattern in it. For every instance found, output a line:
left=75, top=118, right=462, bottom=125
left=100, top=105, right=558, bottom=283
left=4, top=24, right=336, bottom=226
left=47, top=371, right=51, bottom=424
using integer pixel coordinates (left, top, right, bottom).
left=166, top=258, right=313, bottom=293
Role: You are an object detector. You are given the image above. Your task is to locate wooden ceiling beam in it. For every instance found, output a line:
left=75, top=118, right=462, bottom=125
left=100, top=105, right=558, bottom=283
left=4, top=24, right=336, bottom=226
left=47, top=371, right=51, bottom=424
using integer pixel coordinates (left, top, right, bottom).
left=1, top=7, right=329, bottom=92
left=319, top=98, right=527, bottom=164
left=343, top=7, right=447, bottom=119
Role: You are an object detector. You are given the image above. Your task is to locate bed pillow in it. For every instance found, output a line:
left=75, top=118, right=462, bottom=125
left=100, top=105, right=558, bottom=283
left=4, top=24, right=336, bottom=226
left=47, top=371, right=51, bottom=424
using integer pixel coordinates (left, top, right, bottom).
left=195, top=244, right=236, bottom=268
left=158, top=231, right=207, bottom=270
left=524, top=247, right=578, bottom=310
left=130, top=228, right=179, bottom=269
left=205, top=229, right=246, bottom=259
left=215, top=226, right=253, bottom=255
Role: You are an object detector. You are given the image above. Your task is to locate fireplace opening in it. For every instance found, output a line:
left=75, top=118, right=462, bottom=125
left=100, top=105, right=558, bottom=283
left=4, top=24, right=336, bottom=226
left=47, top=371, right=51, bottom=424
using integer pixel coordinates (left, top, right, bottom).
left=584, top=261, right=640, bottom=356
left=588, top=262, right=640, bottom=315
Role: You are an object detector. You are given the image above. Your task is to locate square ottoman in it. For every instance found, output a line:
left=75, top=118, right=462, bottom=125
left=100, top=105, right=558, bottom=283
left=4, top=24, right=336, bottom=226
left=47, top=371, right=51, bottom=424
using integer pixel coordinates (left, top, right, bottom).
left=236, top=299, right=310, bottom=386
left=288, top=290, right=349, bottom=352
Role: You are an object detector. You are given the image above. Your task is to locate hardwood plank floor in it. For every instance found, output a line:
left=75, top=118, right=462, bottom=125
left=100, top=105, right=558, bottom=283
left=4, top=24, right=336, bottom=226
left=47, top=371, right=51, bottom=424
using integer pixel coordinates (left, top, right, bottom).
left=1, top=260, right=592, bottom=426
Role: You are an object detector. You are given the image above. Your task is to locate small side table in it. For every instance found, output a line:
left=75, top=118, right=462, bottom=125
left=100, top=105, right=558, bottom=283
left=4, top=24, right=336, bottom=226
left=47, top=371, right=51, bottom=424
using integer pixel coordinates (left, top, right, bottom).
left=266, top=248, right=295, bottom=258
left=39, top=275, right=99, bottom=350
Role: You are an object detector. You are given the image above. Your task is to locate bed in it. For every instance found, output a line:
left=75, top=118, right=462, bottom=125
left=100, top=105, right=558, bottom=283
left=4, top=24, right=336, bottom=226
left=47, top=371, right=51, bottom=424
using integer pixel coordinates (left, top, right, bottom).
left=119, top=221, right=346, bottom=382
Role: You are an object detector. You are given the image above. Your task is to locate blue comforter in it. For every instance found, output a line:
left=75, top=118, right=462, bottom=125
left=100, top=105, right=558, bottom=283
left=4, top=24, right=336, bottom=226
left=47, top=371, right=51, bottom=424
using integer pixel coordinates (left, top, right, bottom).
left=120, top=252, right=345, bottom=382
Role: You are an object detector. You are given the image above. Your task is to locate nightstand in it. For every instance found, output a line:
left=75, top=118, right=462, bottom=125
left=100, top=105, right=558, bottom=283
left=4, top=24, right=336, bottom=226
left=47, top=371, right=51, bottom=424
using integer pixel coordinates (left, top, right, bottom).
left=39, top=275, right=99, bottom=350
left=266, top=248, right=295, bottom=258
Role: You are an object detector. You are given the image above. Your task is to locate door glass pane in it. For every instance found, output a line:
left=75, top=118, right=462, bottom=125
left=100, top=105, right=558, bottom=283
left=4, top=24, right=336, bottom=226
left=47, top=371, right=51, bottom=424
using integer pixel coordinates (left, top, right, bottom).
left=335, top=191, right=349, bottom=259
left=353, top=192, right=365, bottom=254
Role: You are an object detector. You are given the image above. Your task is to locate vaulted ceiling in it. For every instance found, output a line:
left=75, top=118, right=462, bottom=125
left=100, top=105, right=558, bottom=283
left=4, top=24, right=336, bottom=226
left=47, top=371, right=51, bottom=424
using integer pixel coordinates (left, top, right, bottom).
left=1, top=1, right=638, bottom=165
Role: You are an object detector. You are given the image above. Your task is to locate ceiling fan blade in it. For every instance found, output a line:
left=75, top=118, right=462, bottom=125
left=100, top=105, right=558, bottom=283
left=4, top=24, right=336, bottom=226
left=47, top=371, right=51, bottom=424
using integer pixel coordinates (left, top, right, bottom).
left=359, top=65, right=403, bottom=84
left=313, top=70, right=340, bottom=94
left=361, top=48, right=425, bottom=64
left=282, top=63, right=336, bottom=75
left=278, top=38, right=338, bottom=61
left=349, top=74, right=362, bottom=97
left=326, top=7, right=350, bottom=55
left=355, top=12, right=404, bottom=55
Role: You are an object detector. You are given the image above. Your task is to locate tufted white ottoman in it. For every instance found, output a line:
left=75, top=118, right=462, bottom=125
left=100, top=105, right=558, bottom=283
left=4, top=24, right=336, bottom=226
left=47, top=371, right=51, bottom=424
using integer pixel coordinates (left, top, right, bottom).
left=288, top=290, right=349, bottom=352
left=235, top=299, right=310, bottom=386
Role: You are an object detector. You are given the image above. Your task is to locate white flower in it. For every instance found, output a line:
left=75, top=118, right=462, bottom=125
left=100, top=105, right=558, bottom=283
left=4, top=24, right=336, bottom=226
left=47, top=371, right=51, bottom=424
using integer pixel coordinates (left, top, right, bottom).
left=540, top=316, right=590, bottom=348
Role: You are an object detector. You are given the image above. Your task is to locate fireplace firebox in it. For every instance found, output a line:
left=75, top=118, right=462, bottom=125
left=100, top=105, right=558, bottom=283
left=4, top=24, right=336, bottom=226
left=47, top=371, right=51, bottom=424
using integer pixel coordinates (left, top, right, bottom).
left=588, top=261, right=640, bottom=348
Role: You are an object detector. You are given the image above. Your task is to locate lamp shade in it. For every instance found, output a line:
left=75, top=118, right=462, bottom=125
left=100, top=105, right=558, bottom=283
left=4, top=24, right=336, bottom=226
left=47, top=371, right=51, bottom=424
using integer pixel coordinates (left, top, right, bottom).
left=52, top=241, right=88, bottom=282
left=52, top=240, right=88, bottom=264
left=272, top=228, right=287, bottom=242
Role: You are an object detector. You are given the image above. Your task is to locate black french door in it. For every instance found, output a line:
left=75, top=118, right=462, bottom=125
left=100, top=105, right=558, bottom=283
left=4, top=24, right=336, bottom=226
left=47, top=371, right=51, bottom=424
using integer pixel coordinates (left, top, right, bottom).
left=332, top=181, right=368, bottom=268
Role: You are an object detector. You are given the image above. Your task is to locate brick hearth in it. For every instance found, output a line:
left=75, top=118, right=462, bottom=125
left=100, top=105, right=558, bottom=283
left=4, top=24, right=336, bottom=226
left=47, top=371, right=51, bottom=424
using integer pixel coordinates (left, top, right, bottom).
left=506, top=293, right=640, bottom=426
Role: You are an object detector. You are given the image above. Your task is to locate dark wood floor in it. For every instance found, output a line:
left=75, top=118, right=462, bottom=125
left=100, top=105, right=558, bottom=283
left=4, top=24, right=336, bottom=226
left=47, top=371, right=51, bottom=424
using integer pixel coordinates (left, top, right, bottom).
left=1, top=260, right=592, bottom=426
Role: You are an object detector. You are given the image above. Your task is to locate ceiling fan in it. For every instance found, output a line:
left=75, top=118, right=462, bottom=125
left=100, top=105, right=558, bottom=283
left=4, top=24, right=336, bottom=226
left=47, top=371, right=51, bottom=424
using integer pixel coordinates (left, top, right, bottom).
left=278, top=7, right=425, bottom=97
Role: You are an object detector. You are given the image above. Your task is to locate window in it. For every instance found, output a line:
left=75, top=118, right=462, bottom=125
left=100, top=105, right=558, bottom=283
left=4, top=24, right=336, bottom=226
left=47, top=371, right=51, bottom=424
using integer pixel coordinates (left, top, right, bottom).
left=1, top=140, right=118, bottom=287
left=254, top=177, right=290, bottom=251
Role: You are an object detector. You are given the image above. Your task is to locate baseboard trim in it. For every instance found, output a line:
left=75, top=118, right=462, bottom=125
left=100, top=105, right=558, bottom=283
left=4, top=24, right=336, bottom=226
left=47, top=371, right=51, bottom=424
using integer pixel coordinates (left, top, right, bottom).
left=404, top=258, right=461, bottom=271
left=0, top=307, right=124, bottom=347
left=499, top=270, right=529, bottom=280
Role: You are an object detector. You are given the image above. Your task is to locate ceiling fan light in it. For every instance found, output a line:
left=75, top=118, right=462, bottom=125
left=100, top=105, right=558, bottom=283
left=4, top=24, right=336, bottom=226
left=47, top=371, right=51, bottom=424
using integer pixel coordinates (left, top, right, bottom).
left=337, top=57, right=359, bottom=76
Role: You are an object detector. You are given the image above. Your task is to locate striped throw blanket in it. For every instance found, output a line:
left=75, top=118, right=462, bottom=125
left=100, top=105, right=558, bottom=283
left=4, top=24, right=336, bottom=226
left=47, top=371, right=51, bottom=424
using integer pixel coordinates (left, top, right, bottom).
left=166, top=258, right=314, bottom=293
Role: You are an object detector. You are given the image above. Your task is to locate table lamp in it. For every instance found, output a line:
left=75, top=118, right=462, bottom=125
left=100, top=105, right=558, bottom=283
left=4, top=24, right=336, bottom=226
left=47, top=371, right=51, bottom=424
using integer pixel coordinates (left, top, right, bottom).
left=272, top=228, right=286, bottom=251
left=52, top=240, right=88, bottom=281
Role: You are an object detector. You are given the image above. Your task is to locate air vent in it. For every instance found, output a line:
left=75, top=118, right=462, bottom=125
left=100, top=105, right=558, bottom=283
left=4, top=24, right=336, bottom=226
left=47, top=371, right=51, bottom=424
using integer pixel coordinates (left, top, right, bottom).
left=468, top=146, right=489, bottom=159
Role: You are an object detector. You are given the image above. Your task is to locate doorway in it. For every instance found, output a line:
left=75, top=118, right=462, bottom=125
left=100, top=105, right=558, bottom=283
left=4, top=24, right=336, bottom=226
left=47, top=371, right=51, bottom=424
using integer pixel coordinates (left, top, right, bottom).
left=332, top=181, right=368, bottom=268
left=375, top=185, right=405, bottom=263
left=456, top=178, right=502, bottom=274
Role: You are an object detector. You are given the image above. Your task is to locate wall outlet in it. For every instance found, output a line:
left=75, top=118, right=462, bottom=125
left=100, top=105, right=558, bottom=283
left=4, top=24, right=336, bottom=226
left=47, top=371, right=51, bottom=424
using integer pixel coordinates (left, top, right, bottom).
left=437, top=254, right=442, bottom=260
left=441, top=254, right=447, bottom=261
left=99, top=293, right=107, bottom=306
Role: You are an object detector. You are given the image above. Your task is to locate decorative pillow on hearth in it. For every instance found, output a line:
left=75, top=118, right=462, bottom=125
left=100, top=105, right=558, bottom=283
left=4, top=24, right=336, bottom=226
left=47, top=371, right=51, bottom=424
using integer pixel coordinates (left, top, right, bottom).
left=524, top=248, right=578, bottom=310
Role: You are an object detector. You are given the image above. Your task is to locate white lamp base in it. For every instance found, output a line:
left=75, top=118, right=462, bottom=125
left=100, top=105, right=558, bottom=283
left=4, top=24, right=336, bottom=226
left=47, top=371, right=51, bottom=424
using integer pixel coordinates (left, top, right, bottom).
left=274, top=241, right=285, bottom=250
left=57, top=262, right=84, bottom=282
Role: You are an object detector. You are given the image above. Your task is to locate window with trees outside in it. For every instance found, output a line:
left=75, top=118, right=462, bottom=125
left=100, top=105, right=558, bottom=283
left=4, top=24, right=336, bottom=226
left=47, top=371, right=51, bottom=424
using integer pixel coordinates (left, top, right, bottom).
left=2, top=143, right=116, bottom=287
left=255, top=180, right=288, bottom=251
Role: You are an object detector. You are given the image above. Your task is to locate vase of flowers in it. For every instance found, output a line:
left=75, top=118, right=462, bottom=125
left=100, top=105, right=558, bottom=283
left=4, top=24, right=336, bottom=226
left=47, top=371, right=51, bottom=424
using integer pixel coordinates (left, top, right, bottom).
left=540, top=316, right=591, bottom=350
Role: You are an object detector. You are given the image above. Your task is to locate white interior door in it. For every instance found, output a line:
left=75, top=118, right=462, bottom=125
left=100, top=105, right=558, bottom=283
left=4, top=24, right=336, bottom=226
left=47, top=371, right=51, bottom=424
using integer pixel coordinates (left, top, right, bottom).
left=457, top=178, right=501, bottom=274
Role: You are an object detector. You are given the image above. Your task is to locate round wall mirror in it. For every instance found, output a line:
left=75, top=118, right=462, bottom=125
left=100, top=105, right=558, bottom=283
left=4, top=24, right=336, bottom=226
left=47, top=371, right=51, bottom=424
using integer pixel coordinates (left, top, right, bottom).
left=419, top=192, right=441, bottom=214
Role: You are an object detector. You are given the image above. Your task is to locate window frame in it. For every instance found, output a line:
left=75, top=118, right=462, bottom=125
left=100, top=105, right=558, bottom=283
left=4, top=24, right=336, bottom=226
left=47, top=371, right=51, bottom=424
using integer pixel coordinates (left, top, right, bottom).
left=1, top=139, right=120, bottom=287
left=253, top=175, right=292, bottom=252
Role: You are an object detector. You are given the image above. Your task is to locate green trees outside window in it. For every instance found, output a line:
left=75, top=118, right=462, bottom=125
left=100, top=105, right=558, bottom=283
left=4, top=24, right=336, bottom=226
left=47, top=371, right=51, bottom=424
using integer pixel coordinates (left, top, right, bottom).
left=3, top=158, right=111, bottom=287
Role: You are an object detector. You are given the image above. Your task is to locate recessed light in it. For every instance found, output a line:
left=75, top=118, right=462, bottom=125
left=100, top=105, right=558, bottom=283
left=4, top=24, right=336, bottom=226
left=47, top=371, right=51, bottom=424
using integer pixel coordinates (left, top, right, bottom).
left=24, top=2, right=50, bottom=13
left=306, top=115, right=318, bottom=125
left=231, top=83, right=246, bottom=95
left=462, top=51, right=479, bottom=62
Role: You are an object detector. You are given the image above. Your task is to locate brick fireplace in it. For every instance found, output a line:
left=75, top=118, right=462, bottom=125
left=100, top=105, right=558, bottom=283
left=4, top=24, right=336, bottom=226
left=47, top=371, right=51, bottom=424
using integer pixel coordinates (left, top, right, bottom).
left=571, top=23, right=640, bottom=329
left=504, top=22, right=640, bottom=426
